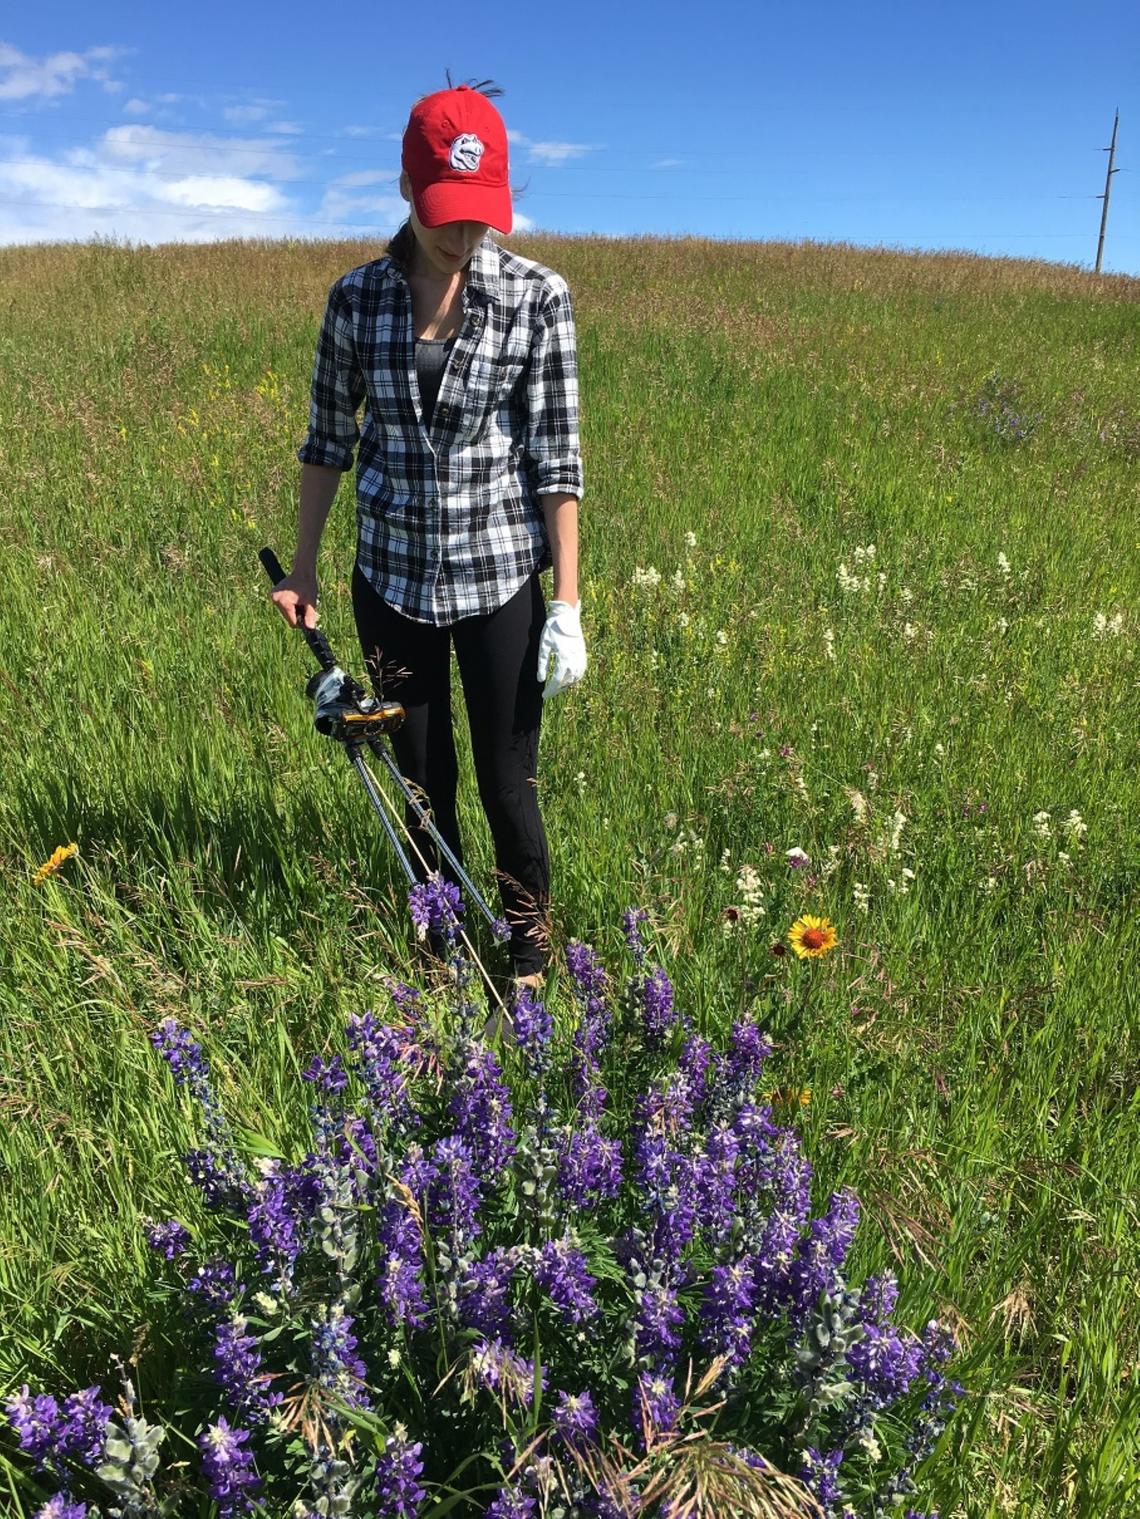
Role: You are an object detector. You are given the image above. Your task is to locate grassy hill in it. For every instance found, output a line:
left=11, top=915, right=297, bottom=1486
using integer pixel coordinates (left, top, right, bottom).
left=1, top=234, right=1138, bottom=1517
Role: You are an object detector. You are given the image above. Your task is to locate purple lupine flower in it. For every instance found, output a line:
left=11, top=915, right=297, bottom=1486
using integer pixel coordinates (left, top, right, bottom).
left=5, top=1386, right=59, bottom=1468
left=54, top=1386, right=113, bottom=1467
left=700, top=1256, right=757, bottom=1367
left=145, top=1218, right=191, bottom=1260
left=847, top=1276, right=925, bottom=1413
left=427, top=1135, right=482, bottom=1245
left=633, top=1368, right=680, bottom=1444
left=408, top=874, right=463, bottom=943
left=311, top=1304, right=370, bottom=1408
left=212, top=1316, right=281, bottom=1422
left=346, top=1011, right=422, bottom=1130
left=33, top=1497, right=89, bottom=1519
left=459, top=1247, right=518, bottom=1339
left=199, top=1416, right=260, bottom=1517
left=187, top=1258, right=239, bottom=1309
left=788, top=1189, right=860, bottom=1319
left=449, top=1043, right=516, bottom=1179
left=377, top=1196, right=431, bottom=1330
left=723, top=1021, right=773, bottom=1099
left=184, top=1146, right=250, bottom=1212
left=533, top=1238, right=598, bottom=1323
left=640, top=965, right=678, bottom=1044
left=302, top=1054, right=348, bottom=1093
left=692, top=1123, right=740, bottom=1235
left=5, top=1385, right=112, bottom=1472
left=491, top=916, right=513, bottom=943
left=470, top=1339, right=545, bottom=1408
left=552, top=1388, right=598, bottom=1449
left=486, top=1488, right=537, bottom=1519
left=557, top=1121, right=623, bottom=1208
left=634, top=1284, right=684, bottom=1366
left=151, top=1018, right=210, bottom=1099
left=375, top=1429, right=427, bottom=1518
left=512, top=984, right=553, bottom=1076
left=246, top=1165, right=303, bottom=1287
left=621, top=906, right=650, bottom=963
left=800, top=1446, right=844, bottom=1508
left=679, top=1033, right=716, bottom=1109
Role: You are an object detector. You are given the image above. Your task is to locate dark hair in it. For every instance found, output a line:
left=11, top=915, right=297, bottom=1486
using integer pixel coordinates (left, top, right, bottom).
left=386, top=219, right=415, bottom=273
left=443, top=72, right=503, bottom=98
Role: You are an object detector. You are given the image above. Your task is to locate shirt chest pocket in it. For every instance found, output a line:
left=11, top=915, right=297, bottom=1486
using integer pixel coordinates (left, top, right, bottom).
left=465, top=347, right=528, bottom=410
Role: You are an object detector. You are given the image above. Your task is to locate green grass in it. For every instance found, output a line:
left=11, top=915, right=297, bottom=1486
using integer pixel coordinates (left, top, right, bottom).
left=1, top=234, right=1138, bottom=1517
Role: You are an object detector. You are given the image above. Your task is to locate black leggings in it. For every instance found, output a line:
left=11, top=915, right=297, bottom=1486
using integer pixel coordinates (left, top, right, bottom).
left=351, top=564, right=550, bottom=975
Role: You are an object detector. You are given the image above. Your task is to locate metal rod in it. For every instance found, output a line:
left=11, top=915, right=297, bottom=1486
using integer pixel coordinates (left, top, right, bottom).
left=347, top=747, right=418, bottom=885
left=367, top=736, right=501, bottom=927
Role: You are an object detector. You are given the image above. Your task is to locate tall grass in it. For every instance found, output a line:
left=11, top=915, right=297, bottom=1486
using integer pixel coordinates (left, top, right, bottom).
left=1, top=234, right=1138, bottom=1517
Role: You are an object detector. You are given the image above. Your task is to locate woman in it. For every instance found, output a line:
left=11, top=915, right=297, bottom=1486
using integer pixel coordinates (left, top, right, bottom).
left=271, top=80, right=585, bottom=990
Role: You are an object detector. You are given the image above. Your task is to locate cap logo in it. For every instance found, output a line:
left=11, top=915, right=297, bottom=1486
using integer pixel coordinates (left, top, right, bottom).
left=448, top=133, right=485, bottom=172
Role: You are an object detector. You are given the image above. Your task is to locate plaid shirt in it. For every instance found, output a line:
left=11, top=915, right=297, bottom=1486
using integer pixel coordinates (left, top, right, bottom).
left=297, top=238, right=583, bottom=625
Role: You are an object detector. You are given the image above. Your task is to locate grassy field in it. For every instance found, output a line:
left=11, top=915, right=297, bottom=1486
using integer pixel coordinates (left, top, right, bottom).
left=1, top=233, right=1138, bottom=1517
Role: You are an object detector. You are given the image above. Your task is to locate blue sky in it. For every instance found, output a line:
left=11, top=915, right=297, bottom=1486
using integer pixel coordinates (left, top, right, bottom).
left=2, top=0, right=1137, bottom=273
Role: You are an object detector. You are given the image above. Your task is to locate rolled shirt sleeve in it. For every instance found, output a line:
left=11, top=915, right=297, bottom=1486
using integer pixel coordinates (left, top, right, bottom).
left=525, top=279, right=584, bottom=500
left=297, top=281, right=366, bottom=472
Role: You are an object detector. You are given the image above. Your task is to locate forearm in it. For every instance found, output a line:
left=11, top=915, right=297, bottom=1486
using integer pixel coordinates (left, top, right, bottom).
left=293, top=463, right=345, bottom=574
left=540, top=492, right=579, bottom=605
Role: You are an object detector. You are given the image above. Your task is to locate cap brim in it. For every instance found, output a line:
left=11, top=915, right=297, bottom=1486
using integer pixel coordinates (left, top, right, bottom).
left=415, top=179, right=512, bottom=235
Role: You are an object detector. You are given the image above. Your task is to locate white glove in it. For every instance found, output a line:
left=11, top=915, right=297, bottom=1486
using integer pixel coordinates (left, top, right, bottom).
left=536, top=599, right=587, bottom=701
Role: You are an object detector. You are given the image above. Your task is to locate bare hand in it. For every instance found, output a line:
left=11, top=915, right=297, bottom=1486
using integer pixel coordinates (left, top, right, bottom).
left=271, top=571, right=319, bottom=629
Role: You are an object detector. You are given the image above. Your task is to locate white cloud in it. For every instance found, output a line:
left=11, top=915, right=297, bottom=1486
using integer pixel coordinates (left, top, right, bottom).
left=123, top=98, right=149, bottom=116
left=507, top=130, right=601, bottom=167
left=652, top=158, right=684, bottom=169
left=96, top=124, right=305, bottom=181
left=0, top=124, right=315, bottom=243
left=222, top=103, right=270, bottom=124
left=0, top=42, right=126, bottom=103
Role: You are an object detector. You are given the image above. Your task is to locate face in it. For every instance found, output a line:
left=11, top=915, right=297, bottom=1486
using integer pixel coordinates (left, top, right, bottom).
left=400, top=170, right=489, bottom=276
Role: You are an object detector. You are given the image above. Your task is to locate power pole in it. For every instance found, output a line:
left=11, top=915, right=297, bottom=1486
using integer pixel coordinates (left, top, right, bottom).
left=1095, top=109, right=1119, bottom=275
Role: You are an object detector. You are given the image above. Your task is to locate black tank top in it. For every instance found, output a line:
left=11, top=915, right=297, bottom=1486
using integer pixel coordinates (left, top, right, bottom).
left=415, top=336, right=456, bottom=430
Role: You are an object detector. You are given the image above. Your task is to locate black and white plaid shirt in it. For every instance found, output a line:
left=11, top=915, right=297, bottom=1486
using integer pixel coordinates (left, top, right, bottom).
left=297, top=238, right=583, bottom=625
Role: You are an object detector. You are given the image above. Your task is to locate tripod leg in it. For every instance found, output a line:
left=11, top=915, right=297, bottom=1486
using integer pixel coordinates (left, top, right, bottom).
left=367, top=737, right=504, bottom=931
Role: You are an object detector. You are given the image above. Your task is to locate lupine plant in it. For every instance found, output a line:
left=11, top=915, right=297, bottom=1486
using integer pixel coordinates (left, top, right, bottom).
left=5, top=882, right=960, bottom=1518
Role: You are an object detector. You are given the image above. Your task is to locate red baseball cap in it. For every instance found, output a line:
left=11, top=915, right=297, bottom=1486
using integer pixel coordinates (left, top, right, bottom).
left=402, top=84, right=512, bottom=234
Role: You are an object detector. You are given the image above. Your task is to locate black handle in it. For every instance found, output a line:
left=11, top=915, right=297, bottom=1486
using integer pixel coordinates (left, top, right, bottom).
left=259, top=544, right=339, bottom=674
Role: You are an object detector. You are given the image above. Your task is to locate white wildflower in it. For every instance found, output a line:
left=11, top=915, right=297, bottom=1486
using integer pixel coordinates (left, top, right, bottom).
left=899, top=586, right=914, bottom=606
left=837, top=563, right=869, bottom=594
left=995, top=616, right=1009, bottom=633
left=1032, top=810, right=1052, bottom=840
left=252, top=1292, right=279, bottom=1316
left=632, top=565, right=661, bottom=590
left=903, top=622, right=919, bottom=642
left=997, top=551, right=1012, bottom=577
left=678, top=611, right=690, bottom=628
left=684, top=530, right=697, bottom=549
left=1064, top=809, right=1087, bottom=842
left=1092, top=611, right=1124, bottom=639
left=888, top=810, right=907, bottom=853
left=980, top=876, right=998, bottom=892
left=719, top=848, right=732, bottom=873
left=735, top=864, right=766, bottom=925
left=845, top=787, right=869, bottom=823
left=669, top=569, right=686, bottom=594
left=1058, top=850, right=1072, bottom=866
left=663, top=811, right=678, bottom=832
left=853, top=881, right=870, bottom=913
left=933, top=742, right=945, bottom=758
left=852, top=543, right=877, bottom=564
left=823, top=627, right=836, bottom=660
left=715, top=629, right=729, bottom=647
